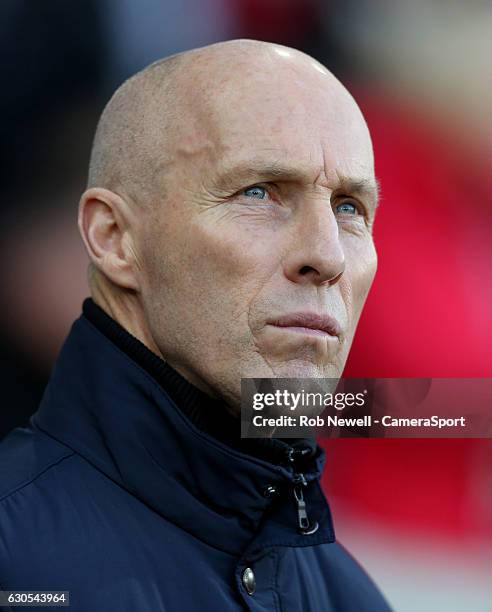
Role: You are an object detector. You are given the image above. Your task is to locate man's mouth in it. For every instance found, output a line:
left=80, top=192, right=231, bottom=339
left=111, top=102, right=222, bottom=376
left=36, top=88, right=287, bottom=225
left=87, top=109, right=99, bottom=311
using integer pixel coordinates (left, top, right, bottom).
left=268, top=312, right=342, bottom=338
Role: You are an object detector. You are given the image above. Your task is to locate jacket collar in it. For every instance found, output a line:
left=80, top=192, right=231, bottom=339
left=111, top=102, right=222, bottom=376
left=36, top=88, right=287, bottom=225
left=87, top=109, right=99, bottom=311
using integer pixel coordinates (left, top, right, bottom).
left=81, top=298, right=318, bottom=465
left=33, top=311, right=333, bottom=555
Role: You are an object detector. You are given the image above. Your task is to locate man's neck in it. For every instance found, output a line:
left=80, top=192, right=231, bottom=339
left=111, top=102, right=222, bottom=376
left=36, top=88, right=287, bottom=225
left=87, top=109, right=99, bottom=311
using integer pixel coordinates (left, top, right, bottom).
left=90, top=275, right=220, bottom=400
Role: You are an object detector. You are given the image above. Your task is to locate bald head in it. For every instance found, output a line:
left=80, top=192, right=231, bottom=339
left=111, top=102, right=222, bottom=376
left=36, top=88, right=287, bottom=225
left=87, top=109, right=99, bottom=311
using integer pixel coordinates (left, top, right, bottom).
left=87, top=52, right=182, bottom=205
left=87, top=39, right=368, bottom=208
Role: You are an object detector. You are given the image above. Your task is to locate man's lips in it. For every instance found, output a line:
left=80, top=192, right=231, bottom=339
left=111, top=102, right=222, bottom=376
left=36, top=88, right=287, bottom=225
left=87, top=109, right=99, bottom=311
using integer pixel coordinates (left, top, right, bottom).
left=268, top=312, right=342, bottom=338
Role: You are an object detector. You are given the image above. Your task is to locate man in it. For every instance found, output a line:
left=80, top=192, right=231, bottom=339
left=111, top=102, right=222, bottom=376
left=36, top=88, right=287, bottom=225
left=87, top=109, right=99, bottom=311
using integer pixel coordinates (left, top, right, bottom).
left=0, top=40, right=389, bottom=610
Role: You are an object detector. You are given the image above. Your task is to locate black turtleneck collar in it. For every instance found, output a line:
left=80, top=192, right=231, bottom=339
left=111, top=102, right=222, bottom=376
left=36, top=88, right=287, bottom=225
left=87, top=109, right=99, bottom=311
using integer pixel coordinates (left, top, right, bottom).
left=82, top=298, right=318, bottom=466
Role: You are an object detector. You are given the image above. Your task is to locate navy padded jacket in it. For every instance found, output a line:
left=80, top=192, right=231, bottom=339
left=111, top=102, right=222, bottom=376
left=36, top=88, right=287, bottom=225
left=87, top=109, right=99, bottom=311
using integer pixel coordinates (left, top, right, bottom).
left=0, top=313, right=392, bottom=611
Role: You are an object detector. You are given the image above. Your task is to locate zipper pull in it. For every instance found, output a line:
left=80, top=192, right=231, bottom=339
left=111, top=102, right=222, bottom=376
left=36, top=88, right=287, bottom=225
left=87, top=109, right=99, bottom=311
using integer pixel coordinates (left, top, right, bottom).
left=294, top=485, right=310, bottom=531
left=293, top=474, right=319, bottom=535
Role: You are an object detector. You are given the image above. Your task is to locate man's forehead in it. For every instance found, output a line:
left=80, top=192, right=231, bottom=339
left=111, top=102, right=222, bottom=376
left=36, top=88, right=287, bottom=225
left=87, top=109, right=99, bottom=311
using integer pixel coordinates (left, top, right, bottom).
left=185, top=49, right=365, bottom=136
left=206, top=96, right=373, bottom=175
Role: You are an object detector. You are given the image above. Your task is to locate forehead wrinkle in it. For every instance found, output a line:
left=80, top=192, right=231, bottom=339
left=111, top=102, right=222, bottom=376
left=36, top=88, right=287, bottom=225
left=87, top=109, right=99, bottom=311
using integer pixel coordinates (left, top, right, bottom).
left=211, top=158, right=313, bottom=191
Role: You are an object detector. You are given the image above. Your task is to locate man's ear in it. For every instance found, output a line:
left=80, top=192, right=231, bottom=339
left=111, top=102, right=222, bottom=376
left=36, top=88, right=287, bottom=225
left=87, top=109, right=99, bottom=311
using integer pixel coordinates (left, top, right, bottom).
left=78, top=187, right=141, bottom=291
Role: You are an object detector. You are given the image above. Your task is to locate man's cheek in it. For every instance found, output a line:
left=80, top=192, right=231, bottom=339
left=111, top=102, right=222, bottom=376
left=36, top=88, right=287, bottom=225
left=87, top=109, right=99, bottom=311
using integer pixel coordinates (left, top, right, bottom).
left=347, top=243, right=377, bottom=302
left=191, top=217, right=276, bottom=270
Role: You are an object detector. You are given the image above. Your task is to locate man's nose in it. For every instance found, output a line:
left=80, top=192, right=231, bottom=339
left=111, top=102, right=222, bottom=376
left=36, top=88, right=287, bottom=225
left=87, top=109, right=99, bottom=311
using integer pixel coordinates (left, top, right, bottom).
left=283, top=202, right=345, bottom=287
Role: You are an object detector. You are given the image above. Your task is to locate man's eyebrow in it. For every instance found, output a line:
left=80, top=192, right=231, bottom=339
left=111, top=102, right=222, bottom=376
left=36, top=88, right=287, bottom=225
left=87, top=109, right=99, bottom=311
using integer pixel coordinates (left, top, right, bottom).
left=336, top=175, right=381, bottom=209
left=212, top=160, right=309, bottom=189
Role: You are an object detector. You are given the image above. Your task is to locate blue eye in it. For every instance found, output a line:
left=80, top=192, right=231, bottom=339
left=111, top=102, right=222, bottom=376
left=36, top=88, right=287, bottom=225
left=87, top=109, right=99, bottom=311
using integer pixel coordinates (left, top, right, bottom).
left=243, top=185, right=268, bottom=200
left=336, top=201, right=358, bottom=215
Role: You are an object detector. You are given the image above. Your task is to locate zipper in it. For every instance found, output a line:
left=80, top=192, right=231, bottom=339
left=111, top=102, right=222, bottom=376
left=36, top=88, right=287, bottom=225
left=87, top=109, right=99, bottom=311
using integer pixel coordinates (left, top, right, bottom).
left=286, top=448, right=319, bottom=535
